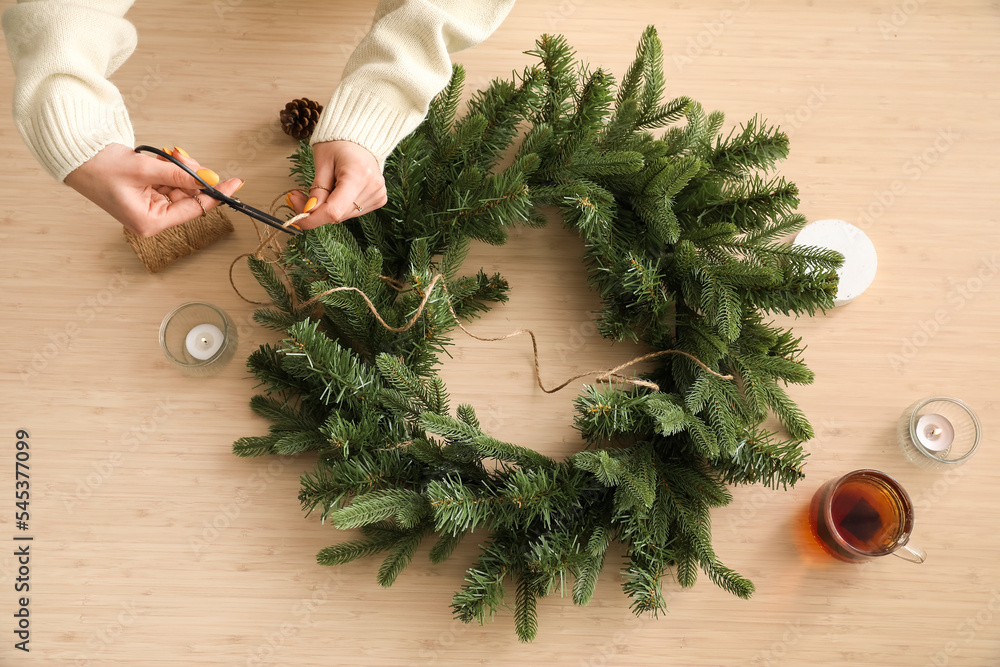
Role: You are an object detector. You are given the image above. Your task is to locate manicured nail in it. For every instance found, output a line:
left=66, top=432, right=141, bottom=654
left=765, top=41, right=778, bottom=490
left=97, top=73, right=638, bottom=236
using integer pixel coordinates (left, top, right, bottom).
left=173, top=146, right=190, bottom=158
left=196, top=168, right=220, bottom=187
left=284, top=193, right=294, bottom=209
left=161, top=146, right=172, bottom=156
left=303, top=196, right=317, bottom=213
left=235, top=180, right=245, bottom=193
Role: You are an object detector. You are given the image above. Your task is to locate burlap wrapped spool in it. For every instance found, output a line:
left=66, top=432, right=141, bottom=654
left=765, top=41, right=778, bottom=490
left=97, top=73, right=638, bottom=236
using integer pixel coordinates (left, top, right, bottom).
left=123, top=207, right=234, bottom=273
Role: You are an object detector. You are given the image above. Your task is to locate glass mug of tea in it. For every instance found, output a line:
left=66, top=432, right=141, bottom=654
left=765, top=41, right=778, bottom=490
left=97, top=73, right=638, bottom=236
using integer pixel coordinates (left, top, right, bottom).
left=808, top=469, right=926, bottom=563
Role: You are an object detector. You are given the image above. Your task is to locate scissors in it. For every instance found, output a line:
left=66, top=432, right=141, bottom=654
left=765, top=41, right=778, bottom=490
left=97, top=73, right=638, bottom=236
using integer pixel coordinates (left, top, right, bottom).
left=135, top=145, right=300, bottom=235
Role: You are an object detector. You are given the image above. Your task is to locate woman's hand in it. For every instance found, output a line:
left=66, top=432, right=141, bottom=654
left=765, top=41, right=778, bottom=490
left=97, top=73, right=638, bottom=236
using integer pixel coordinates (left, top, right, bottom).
left=286, top=140, right=387, bottom=228
left=64, top=143, right=243, bottom=237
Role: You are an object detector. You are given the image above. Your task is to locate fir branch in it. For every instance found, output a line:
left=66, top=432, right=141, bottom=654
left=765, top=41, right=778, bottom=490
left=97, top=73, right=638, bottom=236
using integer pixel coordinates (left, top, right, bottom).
left=567, top=149, right=645, bottom=177
left=377, top=526, right=430, bottom=587
left=741, top=213, right=809, bottom=244
left=299, top=450, right=422, bottom=519
left=682, top=413, right=719, bottom=458
left=233, top=434, right=280, bottom=458
left=247, top=343, right=310, bottom=395
left=675, top=548, right=698, bottom=588
left=638, top=96, right=690, bottom=130
left=451, top=539, right=511, bottom=624
left=638, top=26, right=665, bottom=119
left=421, top=413, right=557, bottom=470
left=705, top=560, right=755, bottom=600
left=376, top=354, right=438, bottom=414
left=428, top=64, right=466, bottom=140
left=514, top=573, right=540, bottom=643
left=573, top=449, right=628, bottom=486
left=622, top=558, right=668, bottom=617
left=248, top=256, right=296, bottom=317
left=288, top=140, right=314, bottom=188
left=428, top=530, right=466, bottom=564
left=760, top=381, right=814, bottom=441
left=299, top=463, right=350, bottom=518
left=573, top=385, right=650, bottom=444
left=721, top=427, right=808, bottom=489
left=539, top=67, right=615, bottom=178
left=661, top=464, right=732, bottom=509
left=711, top=116, right=789, bottom=177
left=317, top=521, right=407, bottom=566
left=273, top=431, right=328, bottom=455
left=426, top=476, right=493, bottom=535
left=571, top=555, right=602, bottom=606
left=333, top=488, right=430, bottom=530
left=640, top=393, right=687, bottom=436
left=253, top=307, right=302, bottom=332
left=281, top=320, right=377, bottom=405
left=249, top=394, right=321, bottom=432
left=456, top=403, right=480, bottom=430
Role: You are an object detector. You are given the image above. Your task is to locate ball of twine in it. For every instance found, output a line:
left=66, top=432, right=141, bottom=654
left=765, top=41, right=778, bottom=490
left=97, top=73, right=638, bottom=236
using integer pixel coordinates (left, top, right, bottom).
left=123, top=207, right=234, bottom=273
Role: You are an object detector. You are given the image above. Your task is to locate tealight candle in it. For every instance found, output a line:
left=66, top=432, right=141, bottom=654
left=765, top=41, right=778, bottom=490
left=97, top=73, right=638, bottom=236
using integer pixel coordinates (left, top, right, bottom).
left=914, top=413, right=954, bottom=453
left=159, top=302, right=237, bottom=376
left=185, top=323, right=224, bottom=361
left=897, top=396, right=981, bottom=470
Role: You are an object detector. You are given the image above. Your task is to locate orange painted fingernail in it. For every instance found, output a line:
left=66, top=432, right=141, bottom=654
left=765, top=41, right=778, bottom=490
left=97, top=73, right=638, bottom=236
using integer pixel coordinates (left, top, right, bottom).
left=196, top=168, right=219, bottom=187
left=303, top=196, right=317, bottom=213
left=235, top=180, right=245, bottom=193
left=284, top=193, right=294, bottom=209
left=173, top=146, right=190, bottom=158
left=161, top=146, right=172, bottom=156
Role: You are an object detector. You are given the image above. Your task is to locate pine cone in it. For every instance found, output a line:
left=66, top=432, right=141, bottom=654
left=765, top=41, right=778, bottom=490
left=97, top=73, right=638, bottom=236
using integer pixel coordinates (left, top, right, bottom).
left=280, top=97, right=324, bottom=141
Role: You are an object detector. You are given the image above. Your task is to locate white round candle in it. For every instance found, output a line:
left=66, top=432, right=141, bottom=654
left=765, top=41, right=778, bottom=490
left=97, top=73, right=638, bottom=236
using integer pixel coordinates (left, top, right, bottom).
left=915, top=413, right=955, bottom=452
left=185, top=323, right=225, bottom=361
left=793, top=219, right=877, bottom=307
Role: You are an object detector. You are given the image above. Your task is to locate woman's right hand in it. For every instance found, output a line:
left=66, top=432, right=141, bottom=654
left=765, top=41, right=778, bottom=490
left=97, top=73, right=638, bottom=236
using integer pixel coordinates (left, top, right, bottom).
left=63, top=143, right=244, bottom=237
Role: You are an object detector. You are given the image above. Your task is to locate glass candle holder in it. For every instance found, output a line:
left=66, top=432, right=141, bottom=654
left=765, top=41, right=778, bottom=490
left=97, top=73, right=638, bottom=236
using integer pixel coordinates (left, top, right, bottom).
left=159, top=302, right=238, bottom=376
left=897, top=396, right=981, bottom=470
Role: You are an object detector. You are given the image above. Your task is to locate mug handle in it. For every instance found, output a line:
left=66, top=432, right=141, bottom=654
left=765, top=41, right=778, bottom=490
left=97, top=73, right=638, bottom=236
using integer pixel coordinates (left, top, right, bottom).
left=892, top=544, right=926, bottom=564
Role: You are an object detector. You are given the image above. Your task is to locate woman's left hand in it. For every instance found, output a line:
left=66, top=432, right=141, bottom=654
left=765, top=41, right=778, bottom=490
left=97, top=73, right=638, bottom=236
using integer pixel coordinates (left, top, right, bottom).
left=286, top=140, right=387, bottom=227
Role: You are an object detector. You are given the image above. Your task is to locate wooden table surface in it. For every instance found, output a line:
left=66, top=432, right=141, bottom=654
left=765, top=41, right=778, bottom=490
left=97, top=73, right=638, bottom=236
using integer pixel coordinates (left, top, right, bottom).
left=2, top=1, right=999, bottom=665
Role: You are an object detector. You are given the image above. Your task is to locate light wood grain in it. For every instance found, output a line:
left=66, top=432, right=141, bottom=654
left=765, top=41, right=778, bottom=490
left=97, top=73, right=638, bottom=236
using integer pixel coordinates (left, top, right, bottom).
left=2, top=1, right=999, bottom=665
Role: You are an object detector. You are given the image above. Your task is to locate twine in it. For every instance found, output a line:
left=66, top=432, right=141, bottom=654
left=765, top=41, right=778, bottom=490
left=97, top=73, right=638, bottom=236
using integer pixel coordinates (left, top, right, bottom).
left=124, top=207, right=234, bottom=273
left=299, top=275, right=734, bottom=393
left=229, top=190, right=307, bottom=305
left=229, top=192, right=734, bottom=393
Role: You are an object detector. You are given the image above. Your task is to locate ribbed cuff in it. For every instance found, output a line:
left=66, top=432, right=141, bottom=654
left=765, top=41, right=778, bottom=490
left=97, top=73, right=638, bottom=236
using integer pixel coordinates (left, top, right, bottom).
left=310, top=83, right=424, bottom=167
left=16, top=96, right=134, bottom=182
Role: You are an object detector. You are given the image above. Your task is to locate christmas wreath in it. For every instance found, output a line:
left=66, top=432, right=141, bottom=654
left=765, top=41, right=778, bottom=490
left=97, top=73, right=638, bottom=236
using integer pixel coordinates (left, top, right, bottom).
left=234, top=28, right=842, bottom=641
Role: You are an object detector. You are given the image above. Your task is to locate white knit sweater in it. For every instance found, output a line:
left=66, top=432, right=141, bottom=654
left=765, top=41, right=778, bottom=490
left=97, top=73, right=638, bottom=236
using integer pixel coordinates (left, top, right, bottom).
left=2, top=0, right=514, bottom=181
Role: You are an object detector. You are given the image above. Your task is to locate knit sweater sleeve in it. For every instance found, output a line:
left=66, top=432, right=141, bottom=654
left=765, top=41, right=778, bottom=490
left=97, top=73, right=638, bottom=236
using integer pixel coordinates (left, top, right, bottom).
left=2, top=0, right=138, bottom=182
left=310, top=0, right=516, bottom=165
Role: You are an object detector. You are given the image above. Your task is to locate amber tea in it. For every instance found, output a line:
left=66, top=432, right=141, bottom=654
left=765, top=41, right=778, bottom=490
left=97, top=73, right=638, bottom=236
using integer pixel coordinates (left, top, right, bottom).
left=808, top=469, right=924, bottom=563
